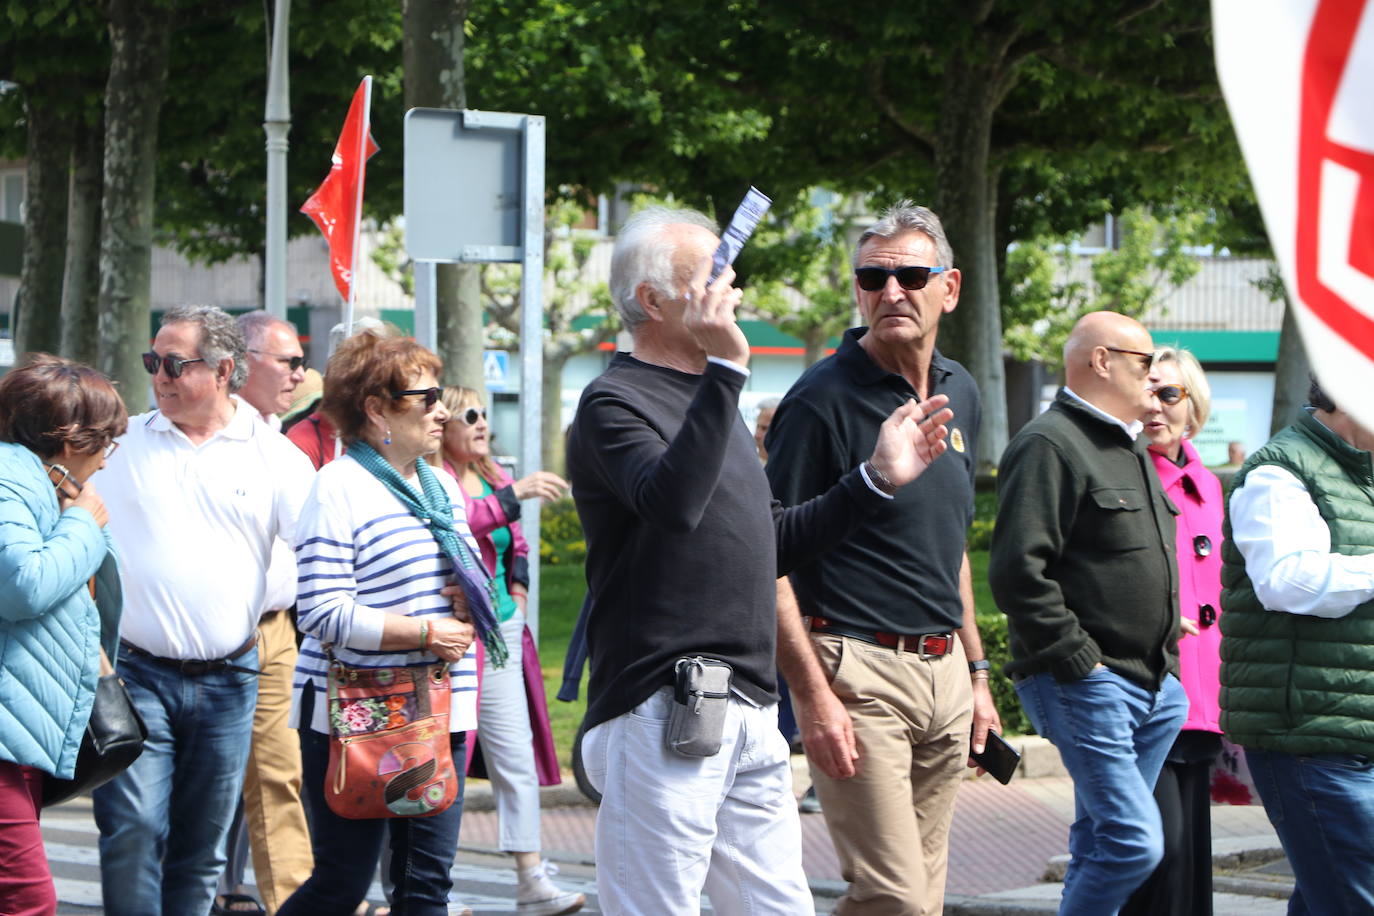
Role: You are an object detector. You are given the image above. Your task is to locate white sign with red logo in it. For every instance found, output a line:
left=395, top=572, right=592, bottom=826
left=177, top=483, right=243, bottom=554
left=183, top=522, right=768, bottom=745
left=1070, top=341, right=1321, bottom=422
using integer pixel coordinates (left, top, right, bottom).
left=1214, top=0, right=1374, bottom=427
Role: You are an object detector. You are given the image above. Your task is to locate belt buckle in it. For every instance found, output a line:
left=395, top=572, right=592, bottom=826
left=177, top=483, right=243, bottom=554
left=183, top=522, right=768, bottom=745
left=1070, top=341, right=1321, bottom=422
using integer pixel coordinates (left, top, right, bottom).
left=181, top=659, right=211, bottom=676
left=917, top=634, right=948, bottom=659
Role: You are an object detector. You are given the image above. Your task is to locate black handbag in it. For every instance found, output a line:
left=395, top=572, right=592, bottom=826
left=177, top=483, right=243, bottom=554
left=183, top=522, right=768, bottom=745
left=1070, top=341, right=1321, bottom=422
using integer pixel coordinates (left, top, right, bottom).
left=42, top=650, right=148, bottom=807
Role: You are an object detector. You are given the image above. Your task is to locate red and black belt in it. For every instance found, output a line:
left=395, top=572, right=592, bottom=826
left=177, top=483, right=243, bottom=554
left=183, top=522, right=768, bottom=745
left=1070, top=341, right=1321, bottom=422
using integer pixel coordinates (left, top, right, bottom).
left=809, top=617, right=955, bottom=657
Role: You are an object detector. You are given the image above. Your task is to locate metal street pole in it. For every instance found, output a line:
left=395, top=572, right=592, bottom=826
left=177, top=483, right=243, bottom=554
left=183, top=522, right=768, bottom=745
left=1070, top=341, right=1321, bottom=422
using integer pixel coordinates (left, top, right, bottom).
left=264, top=0, right=291, bottom=318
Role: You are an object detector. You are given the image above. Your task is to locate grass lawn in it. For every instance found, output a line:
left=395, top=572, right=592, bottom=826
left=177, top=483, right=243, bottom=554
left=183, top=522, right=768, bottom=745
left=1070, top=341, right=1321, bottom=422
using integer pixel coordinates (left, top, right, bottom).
left=533, top=564, right=590, bottom=771
left=530, top=549, right=1017, bottom=770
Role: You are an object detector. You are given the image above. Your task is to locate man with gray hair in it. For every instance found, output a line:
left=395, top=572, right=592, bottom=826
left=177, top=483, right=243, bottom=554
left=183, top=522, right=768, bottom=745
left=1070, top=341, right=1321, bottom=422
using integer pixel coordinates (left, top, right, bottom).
left=766, top=201, right=999, bottom=915
left=92, top=305, right=315, bottom=916
left=210, top=311, right=314, bottom=915
left=568, top=206, right=956, bottom=913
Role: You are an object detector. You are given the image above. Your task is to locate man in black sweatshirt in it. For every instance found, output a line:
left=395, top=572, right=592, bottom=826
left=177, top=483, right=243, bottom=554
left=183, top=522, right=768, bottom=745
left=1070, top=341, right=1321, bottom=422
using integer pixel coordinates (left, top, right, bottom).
left=989, top=311, right=1187, bottom=915
left=567, top=205, right=953, bottom=915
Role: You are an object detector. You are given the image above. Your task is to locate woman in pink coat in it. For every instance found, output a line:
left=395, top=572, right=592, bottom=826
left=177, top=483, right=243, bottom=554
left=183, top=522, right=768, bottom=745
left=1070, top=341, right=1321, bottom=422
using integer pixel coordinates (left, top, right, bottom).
left=1123, top=348, right=1225, bottom=916
left=436, top=387, right=585, bottom=916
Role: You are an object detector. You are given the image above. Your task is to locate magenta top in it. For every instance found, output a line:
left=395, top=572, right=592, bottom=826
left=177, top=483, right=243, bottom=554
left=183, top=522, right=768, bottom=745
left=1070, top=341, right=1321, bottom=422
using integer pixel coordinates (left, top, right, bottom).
left=1151, top=438, right=1225, bottom=734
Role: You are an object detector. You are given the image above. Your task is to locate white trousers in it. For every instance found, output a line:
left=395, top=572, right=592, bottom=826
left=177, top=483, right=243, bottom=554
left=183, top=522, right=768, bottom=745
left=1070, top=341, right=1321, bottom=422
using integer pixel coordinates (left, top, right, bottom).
left=581, top=689, right=814, bottom=916
left=478, top=615, right=541, bottom=852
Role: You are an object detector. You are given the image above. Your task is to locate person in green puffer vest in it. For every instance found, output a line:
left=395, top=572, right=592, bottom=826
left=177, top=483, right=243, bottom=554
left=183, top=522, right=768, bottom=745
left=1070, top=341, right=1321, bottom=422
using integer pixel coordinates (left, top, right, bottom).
left=1220, top=375, right=1374, bottom=915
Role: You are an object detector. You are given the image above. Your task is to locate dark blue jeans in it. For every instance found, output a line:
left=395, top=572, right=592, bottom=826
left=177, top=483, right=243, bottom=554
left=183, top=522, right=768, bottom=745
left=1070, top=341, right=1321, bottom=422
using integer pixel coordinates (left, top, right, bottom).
left=1245, top=747, right=1374, bottom=915
left=278, top=692, right=466, bottom=916
left=93, top=647, right=259, bottom=916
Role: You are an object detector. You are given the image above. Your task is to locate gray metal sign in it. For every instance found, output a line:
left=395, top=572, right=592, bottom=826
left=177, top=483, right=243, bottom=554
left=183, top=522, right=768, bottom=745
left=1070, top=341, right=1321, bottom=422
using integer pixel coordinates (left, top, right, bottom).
left=404, top=107, right=547, bottom=640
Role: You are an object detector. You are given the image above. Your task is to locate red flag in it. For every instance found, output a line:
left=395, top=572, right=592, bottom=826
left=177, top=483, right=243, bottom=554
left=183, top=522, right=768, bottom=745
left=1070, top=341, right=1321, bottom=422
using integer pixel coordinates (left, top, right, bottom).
left=301, top=77, right=379, bottom=305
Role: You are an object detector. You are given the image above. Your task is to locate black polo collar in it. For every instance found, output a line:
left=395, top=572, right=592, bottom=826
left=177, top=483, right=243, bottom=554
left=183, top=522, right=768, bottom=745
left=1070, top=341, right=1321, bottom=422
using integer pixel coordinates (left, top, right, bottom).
left=836, top=327, right=954, bottom=392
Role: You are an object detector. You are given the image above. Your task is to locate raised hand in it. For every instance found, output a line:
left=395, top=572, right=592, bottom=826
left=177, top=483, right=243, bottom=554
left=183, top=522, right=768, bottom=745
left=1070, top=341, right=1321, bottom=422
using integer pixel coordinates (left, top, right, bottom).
left=67, top=480, right=110, bottom=528
left=868, top=395, right=954, bottom=489
left=682, top=256, right=749, bottom=367
left=513, top=471, right=570, bottom=503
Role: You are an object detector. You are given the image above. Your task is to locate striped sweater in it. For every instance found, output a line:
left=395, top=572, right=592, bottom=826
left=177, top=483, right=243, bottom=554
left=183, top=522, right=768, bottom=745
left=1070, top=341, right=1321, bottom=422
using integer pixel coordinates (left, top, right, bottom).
left=290, top=454, right=480, bottom=734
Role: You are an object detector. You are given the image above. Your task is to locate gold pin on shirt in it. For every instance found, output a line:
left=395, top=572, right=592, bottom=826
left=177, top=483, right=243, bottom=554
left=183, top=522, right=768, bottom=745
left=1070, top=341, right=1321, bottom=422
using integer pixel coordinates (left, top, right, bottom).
left=951, top=428, right=966, bottom=453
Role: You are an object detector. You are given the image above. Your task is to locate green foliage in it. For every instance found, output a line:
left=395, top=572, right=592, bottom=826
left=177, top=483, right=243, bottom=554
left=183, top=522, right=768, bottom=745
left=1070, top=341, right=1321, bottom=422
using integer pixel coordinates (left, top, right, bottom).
left=539, top=498, right=587, bottom=566
left=739, top=193, right=855, bottom=363
left=371, top=219, right=413, bottom=296
left=533, top=563, right=591, bottom=769
left=1002, top=207, right=1210, bottom=367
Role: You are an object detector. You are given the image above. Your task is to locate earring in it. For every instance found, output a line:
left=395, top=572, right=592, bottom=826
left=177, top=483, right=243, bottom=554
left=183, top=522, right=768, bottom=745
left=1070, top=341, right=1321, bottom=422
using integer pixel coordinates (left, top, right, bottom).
left=383, top=427, right=392, bottom=446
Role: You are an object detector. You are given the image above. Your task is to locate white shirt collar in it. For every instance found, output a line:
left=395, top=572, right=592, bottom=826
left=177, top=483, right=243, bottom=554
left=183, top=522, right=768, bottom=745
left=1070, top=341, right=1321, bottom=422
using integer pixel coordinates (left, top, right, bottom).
left=1062, top=387, right=1143, bottom=440
left=147, top=395, right=255, bottom=442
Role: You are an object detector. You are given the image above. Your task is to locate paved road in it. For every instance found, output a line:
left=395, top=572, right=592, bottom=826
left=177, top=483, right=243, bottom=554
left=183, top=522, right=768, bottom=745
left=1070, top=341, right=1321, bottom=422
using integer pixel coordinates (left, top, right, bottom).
left=41, top=796, right=834, bottom=915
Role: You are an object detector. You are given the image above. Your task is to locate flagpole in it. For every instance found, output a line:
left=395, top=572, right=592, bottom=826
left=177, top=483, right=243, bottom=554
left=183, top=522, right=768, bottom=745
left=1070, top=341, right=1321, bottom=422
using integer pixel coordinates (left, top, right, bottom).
left=343, top=75, right=373, bottom=338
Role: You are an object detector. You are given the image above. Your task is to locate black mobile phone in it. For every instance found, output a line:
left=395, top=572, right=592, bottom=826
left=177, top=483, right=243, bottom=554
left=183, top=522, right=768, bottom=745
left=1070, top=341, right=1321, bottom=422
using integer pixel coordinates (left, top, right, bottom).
left=45, top=462, right=81, bottom=499
left=970, top=730, right=1021, bottom=785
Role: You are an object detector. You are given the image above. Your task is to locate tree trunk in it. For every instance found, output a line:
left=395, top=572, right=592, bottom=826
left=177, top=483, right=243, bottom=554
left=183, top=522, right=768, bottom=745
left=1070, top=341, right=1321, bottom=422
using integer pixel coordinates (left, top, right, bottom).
left=803, top=328, right=827, bottom=367
left=62, top=115, right=104, bottom=365
left=97, top=0, right=173, bottom=411
left=15, top=97, right=72, bottom=360
left=542, top=351, right=568, bottom=476
left=1270, top=297, right=1311, bottom=436
left=403, top=0, right=483, bottom=388
left=932, top=61, right=1008, bottom=472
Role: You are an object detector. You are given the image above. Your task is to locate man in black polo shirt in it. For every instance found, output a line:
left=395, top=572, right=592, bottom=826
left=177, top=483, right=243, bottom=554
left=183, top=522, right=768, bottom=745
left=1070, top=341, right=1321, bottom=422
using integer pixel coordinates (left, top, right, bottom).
left=766, top=201, right=1000, bottom=916
left=567, top=205, right=954, bottom=915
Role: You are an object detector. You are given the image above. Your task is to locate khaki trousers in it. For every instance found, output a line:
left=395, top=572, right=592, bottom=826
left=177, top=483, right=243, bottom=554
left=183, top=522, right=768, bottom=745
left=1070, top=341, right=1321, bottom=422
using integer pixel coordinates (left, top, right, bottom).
left=808, top=632, right=972, bottom=916
left=243, top=609, right=313, bottom=913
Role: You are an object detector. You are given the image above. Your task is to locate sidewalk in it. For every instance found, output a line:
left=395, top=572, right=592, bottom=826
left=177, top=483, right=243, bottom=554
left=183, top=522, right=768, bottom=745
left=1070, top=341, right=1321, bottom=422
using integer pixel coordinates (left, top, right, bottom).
left=459, top=736, right=1292, bottom=913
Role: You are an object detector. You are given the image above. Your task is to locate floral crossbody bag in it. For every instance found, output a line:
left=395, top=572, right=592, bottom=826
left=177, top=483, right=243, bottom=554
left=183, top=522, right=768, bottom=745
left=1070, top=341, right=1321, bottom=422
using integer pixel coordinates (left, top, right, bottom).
left=323, top=651, right=458, bottom=819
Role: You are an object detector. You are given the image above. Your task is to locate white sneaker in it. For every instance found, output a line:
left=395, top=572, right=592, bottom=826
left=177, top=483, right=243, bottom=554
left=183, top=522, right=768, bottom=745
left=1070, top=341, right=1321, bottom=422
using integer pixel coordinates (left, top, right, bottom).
left=516, top=861, right=586, bottom=915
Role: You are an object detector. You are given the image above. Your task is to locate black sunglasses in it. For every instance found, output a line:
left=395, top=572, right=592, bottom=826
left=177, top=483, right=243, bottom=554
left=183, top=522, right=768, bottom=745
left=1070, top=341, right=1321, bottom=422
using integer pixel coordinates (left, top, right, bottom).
left=142, top=351, right=206, bottom=379
left=854, top=265, right=947, bottom=292
left=459, top=406, right=487, bottom=426
left=249, top=349, right=306, bottom=372
left=392, top=387, right=442, bottom=410
left=1153, top=384, right=1189, bottom=406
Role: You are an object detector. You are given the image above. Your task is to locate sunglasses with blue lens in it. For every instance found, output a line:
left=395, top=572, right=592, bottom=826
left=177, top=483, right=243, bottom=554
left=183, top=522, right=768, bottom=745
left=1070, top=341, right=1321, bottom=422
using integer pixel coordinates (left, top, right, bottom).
left=854, top=265, right=947, bottom=292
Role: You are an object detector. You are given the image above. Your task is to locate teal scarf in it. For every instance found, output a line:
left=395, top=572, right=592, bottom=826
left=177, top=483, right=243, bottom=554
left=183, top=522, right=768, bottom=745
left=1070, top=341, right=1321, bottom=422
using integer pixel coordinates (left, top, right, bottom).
left=348, top=440, right=508, bottom=667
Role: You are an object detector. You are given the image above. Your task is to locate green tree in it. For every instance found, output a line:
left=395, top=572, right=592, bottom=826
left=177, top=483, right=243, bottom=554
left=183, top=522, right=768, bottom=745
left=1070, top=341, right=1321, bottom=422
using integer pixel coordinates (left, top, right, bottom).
left=0, top=0, right=108, bottom=359
left=402, top=0, right=485, bottom=389
left=482, top=200, right=619, bottom=474
left=465, top=0, right=1254, bottom=471
left=741, top=196, right=855, bottom=367
left=1002, top=207, right=1208, bottom=369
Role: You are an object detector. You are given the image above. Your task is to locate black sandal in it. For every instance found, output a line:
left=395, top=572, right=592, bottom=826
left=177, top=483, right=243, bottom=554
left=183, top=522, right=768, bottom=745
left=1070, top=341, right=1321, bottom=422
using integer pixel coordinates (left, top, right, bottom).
left=211, top=893, right=266, bottom=916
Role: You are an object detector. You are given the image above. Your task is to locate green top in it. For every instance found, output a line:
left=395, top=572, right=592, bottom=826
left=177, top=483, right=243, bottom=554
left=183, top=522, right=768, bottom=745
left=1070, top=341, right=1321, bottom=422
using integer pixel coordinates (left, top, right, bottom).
left=480, top=477, right=521, bottom=623
left=1220, top=409, right=1374, bottom=756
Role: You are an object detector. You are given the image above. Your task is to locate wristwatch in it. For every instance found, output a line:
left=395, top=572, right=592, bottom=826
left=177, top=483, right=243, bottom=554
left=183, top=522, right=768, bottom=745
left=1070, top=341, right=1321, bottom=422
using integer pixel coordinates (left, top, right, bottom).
left=968, top=659, right=991, bottom=674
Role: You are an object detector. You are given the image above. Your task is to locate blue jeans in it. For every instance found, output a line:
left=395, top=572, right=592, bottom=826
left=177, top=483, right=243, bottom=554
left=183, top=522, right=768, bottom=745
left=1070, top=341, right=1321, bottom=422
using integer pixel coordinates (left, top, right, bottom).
left=93, top=647, right=259, bottom=916
left=1245, top=748, right=1374, bottom=915
left=1014, top=668, right=1188, bottom=916
left=277, top=688, right=466, bottom=916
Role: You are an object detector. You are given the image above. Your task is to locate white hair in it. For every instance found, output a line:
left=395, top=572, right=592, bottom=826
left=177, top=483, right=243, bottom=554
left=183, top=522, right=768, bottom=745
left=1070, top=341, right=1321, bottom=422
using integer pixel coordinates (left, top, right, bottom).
left=610, top=206, right=718, bottom=331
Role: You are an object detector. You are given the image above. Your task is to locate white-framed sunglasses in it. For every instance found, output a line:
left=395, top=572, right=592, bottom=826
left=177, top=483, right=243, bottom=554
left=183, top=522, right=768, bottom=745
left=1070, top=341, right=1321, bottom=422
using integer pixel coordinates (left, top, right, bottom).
left=459, top=406, right=487, bottom=426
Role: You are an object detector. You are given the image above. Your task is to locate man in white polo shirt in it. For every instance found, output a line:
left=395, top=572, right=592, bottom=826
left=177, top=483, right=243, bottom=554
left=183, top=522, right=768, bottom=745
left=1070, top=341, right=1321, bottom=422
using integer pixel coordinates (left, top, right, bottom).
left=92, top=305, right=315, bottom=916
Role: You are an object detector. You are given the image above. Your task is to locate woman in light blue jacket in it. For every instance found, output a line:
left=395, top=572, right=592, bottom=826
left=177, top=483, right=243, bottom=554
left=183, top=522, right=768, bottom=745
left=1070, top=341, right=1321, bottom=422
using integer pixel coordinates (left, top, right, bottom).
left=0, top=354, right=127, bottom=916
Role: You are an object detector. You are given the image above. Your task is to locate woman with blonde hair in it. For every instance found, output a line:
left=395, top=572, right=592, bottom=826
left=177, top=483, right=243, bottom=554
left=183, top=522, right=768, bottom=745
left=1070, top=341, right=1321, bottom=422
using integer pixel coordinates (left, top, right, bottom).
left=436, top=386, right=582, bottom=915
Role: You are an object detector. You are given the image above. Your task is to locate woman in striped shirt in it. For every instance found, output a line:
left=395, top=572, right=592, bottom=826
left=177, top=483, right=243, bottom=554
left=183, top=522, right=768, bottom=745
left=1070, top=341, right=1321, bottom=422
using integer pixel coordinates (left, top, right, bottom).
left=279, top=333, right=497, bottom=916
